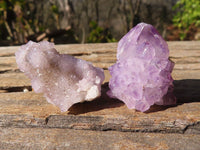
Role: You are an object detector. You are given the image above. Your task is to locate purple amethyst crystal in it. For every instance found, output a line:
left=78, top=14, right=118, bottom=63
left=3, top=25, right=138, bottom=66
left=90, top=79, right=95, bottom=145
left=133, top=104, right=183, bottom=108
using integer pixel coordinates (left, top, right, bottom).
left=107, top=23, right=176, bottom=112
left=15, top=41, right=105, bottom=112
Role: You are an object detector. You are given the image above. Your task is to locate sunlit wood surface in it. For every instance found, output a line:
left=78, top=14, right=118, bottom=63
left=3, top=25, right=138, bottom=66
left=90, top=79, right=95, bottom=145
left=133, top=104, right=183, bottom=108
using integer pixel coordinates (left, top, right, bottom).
left=0, top=41, right=200, bottom=150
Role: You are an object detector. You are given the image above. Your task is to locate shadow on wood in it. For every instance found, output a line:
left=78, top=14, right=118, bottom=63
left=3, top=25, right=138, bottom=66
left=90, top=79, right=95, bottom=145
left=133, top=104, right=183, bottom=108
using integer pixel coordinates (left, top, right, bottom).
left=68, top=82, right=124, bottom=115
left=174, top=79, right=200, bottom=103
left=146, top=79, right=200, bottom=113
left=69, top=79, right=200, bottom=115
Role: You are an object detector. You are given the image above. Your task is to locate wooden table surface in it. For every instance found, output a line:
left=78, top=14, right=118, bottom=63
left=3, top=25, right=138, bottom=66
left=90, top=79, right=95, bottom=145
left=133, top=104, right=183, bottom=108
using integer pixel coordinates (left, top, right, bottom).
left=0, top=41, right=200, bottom=150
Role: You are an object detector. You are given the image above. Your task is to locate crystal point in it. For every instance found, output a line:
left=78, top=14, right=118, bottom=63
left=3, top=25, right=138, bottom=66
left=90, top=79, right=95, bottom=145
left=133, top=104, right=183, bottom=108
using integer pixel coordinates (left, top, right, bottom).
left=108, top=23, right=176, bottom=112
left=15, top=41, right=105, bottom=112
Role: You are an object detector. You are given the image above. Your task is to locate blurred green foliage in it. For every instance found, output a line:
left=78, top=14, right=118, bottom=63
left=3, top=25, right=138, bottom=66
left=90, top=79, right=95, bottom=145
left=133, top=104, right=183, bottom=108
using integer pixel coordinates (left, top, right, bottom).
left=173, top=0, right=200, bottom=40
left=0, top=0, right=59, bottom=44
left=51, top=4, right=59, bottom=14
left=0, top=0, right=28, bottom=41
left=0, top=1, right=117, bottom=44
left=87, top=21, right=116, bottom=43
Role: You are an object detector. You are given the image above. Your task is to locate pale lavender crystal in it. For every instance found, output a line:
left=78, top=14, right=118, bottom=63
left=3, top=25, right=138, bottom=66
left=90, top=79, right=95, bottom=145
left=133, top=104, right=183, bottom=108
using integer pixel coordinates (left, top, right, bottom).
left=108, top=23, right=176, bottom=112
left=15, top=41, right=105, bottom=112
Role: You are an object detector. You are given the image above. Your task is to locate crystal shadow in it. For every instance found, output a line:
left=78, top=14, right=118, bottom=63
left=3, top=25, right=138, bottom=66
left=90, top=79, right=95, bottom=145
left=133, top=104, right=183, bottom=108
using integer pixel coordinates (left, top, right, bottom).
left=68, top=82, right=124, bottom=115
left=68, top=79, right=200, bottom=114
left=145, top=79, right=200, bottom=113
left=173, top=79, right=200, bottom=103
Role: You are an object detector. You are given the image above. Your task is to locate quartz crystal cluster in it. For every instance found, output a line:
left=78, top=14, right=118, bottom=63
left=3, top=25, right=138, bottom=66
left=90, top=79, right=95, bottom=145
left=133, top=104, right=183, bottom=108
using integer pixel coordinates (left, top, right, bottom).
left=107, top=23, right=176, bottom=112
left=15, top=41, right=105, bottom=112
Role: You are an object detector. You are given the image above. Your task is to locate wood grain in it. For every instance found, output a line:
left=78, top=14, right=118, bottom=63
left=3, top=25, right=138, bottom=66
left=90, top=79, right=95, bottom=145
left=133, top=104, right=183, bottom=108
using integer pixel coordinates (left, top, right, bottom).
left=0, top=127, right=200, bottom=150
left=0, top=41, right=200, bottom=149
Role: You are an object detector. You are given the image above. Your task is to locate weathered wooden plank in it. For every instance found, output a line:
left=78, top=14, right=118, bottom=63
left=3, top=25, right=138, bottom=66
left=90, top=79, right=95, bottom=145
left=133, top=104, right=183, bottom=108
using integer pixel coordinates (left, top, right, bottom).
left=174, top=63, right=200, bottom=70
left=0, top=127, right=200, bottom=150
left=1, top=41, right=200, bottom=74
left=2, top=71, right=200, bottom=96
left=0, top=43, right=118, bottom=57
left=1, top=69, right=200, bottom=91
left=168, top=41, right=200, bottom=50
left=170, top=49, right=200, bottom=58
left=0, top=87, right=200, bottom=134
left=172, top=70, right=200, bottom=80
left=0, top=73, right=30, bottom=91
left=1, top=54, right=200, bottom=74
left=0, top=42, right=200, bottom=136
left=172, top=56, right=200, bottom=64
left=0, top=41, right=200, bottom=56
left=0, top=71, right=110, bottom=90
left=1, top=61, right=200, bottom=76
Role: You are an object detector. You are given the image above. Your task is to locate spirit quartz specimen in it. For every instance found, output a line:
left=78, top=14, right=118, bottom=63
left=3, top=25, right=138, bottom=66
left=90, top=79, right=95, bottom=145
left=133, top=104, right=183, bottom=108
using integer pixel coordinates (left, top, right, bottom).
left=15, top=41, right=105, bottom=112
left=107, top=23, right=176, bottom=112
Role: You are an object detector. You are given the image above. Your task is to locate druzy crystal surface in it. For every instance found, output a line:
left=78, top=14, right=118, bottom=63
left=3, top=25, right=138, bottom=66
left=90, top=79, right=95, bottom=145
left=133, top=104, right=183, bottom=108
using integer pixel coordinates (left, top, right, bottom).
left=108, top=23, right=176, bottom=112
left=15, top=41, right=105, bottom=112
